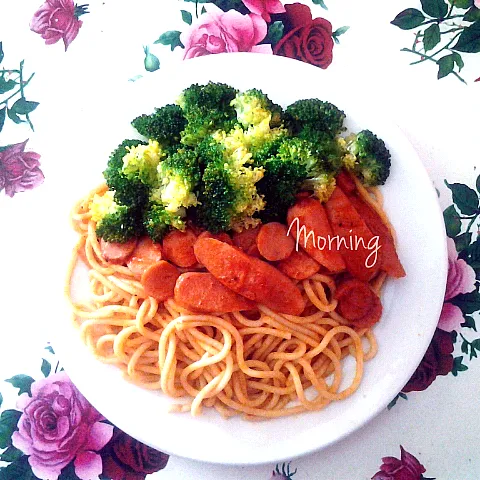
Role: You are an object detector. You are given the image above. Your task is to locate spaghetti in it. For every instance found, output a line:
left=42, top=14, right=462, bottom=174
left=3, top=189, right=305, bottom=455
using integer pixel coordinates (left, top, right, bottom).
left=65, top=182, right=387, bottom=420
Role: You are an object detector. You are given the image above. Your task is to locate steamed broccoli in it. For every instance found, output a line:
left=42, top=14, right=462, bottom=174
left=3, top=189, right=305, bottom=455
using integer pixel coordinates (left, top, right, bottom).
left=151, top=148, right=201, bottom=213
left=90, top=191, right=143, bottom=243
left=194, top=138, right=265, bottom=232
left=344, top=129, right=391, bottom=186
left=254, top=137, right=340, bottom=221
left=131, top=104, right=186, bottom=147
left=230, top=88, right=283, bottom=128
left=285, top=98, right=346, bottom=140
left=97, top=84, right=392, bottom=244
left=177, top=82, right=238, bottom=146
left=276, top=138, right=318, bottom=171
left=302, top=172, right=336, bottom=203
left=213, top=121, right=287, bottom=160
left=250, top=136, right=284, bottom=166
left=254, top=138, right=316, bottom=222
left=122, top=140, right=164, bottom=186
left=284, top=99, right=346, bottom=175
left=143, top=202, right=186, bottom=243
left=103, top=139, right=150, bottom=208
left=290, top=137, right=338, bottom=202
left=307, top=133, right=347, bottom=174
left=256, top=167, right=306, bottom=222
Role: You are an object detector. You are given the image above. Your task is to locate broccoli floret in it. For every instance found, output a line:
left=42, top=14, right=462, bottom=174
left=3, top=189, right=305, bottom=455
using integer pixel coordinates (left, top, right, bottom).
left=195, top=165, right=235, bottom=233
left=151, top=148, right=201, bottom=213
left=284, top=99, right=346, bottom=175
left=285, top=99, right=346, bottom=140
left=254, top=138, right=317, bottom=222
left=287, top=137, right=339, bottom=202
left=211, top=125, right=251, bottom=164
left=143, top=202, right=186, bottom=242
left=122, top=140, right=165, bottom=186
left=302, top=172, right=337, bottom=203
left=178, top=82, right=237, bottom=112
left=302, top=132, right=347, bottom=174
left=103, top=139, right=150, bottom=208
left=230, top=88, right=283, bottom=128
left=195, top=135, right=224, bottom=168
left=256, top=161, right=307, bottom=223
left=344, top=130, right=391, bottom=186
left=96, top=209, right=143, bottom=243
left=276, top=137, right=318, bottom=172
left=254, top=138, right=339, bottom=218
left=214, top=122, right=288, bottom=160
left=250, top=137, right=284, bottom=166
left=90, top=191, right=143, bottom=242
left=195, top=139, right=265, bottom=233
left=131, top=104, right=186, bottom=147
left=178, top=82, right=238, bottom=146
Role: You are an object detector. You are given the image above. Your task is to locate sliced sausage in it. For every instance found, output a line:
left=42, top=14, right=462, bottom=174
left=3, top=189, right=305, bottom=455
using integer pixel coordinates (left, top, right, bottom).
left=324, top=187, right=380, bottom=282
left=100, top=238, right=137, bottom=264
left=246, top=243, right=262, bottom=259
left=141, top=260, right=180, bottom=301
left=287, top=198, right=346, bottom=273
left=335, top=278, right=382, bottom=328
left=174, top=272, right=255, bottom=313
left=162, top=228, right=198, bottom=267
left=232, top=226, right=260, bottom=252
left=348, top=194, right=406, bottom=278
left=335, top=169, right=356, bottom=193
left=197, top=231, right=233, bottom=246
left=256, top=222, right=295, bottom=261
left=127, top=237, right=163, bottom=276
left=277, top=249, right=320, bottom=280
left=194, top=237, right=305, bottom=316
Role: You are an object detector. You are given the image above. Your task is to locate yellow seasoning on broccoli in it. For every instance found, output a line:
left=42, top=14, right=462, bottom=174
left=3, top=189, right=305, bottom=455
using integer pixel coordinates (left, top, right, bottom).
left=122, top=140, right=164, bottom=185
left=89, top=191, right=117, bottom=222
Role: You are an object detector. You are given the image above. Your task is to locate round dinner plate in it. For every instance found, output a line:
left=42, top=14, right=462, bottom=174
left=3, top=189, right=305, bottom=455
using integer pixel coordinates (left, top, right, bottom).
left=44, top=53, right=447, bottom=465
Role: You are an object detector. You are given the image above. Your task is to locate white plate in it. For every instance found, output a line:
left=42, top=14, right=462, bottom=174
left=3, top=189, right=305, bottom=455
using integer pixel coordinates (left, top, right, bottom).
left=43, top=53, right=447, bottom=465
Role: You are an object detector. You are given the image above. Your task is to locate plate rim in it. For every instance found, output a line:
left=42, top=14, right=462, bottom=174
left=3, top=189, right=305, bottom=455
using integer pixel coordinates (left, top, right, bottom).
left=49, top=52, right=448, bottom=465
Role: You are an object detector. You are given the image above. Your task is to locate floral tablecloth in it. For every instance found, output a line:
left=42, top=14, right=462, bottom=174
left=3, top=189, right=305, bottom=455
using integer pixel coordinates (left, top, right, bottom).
left=1, top=0, right=480, bottom=479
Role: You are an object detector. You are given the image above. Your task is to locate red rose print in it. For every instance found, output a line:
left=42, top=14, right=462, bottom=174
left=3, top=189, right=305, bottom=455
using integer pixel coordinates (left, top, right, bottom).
left=372, top=446, right=427, bottom=480
left=101, top=428, right=169, bottom=480
left=273, top=3, right=334, bottom=69
left=402, top=328, right=454, bottom=393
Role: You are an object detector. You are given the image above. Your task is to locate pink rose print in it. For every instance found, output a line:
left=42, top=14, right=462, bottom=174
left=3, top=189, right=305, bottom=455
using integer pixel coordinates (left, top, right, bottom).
left=437, top=237, right=476, bottom=332
left=0, top=140, right=44, bottom=197
left=242, top=0, right=286, bottom=22
left=475, top=0, right=480, bottom=8
left=30, top=0, right=88, bottom=51
left=180, top=3, right=272, bottom=59
left=372, top=446, right=427, bottom=480
left=12, top=372, right=114, bottom=480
